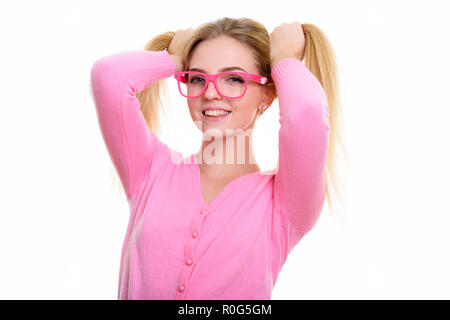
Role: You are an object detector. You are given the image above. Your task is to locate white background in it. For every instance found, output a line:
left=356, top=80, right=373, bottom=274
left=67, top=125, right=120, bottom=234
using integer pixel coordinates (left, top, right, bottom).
left=1, top=0, right=449, bottom=299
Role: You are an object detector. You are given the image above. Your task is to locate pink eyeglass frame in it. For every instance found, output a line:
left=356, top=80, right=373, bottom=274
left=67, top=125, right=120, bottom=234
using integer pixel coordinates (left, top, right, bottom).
left=174, top=71, right=269, bottom=99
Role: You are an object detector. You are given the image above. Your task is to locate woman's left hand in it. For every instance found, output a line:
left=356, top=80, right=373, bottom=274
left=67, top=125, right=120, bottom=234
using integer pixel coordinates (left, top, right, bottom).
left=269, top=21, right=306, bottom=68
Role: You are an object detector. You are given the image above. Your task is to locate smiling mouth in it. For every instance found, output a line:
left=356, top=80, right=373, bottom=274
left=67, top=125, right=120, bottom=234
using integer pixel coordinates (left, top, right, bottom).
left=201, top=110, right=232, bottom=121
left=202, top=110, right=232, bottom=116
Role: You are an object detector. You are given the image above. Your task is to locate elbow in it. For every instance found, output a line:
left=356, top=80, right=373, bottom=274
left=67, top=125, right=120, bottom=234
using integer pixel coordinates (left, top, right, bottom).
left=90, top=57, right=111, bottom=86
left=90, top=56, right=123, bottom=98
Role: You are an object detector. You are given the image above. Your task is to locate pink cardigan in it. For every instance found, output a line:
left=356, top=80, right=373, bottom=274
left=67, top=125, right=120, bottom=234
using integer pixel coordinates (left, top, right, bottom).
left=90, top=49, right=330, bottom=299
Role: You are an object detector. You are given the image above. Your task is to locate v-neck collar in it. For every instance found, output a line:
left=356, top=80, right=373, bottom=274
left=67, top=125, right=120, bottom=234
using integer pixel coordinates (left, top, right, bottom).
left=187, top=153, right=262, bottom=211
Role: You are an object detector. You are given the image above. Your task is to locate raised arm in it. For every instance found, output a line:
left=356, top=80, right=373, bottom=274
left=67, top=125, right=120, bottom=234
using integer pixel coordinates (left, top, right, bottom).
left=90, top=50, right=176, bottom=201
left=271, top=57, right=330, bottom=236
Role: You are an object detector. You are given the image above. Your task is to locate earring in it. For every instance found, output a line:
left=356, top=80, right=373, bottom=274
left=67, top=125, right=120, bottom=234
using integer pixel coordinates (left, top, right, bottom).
left=260, top=105, right=268, bottom=111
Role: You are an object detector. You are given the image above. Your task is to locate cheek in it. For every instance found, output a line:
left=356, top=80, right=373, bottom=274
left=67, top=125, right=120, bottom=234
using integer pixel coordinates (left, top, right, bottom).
left=187, top=101, right=201, bottom=117
left=231, top=103, right=258, bottom=129
left=234, top=95, right=259, bottom=116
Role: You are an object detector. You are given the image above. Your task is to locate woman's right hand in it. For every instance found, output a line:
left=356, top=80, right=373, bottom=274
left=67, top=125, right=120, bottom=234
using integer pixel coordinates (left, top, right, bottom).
left=168, top=28, right=195, bottom=58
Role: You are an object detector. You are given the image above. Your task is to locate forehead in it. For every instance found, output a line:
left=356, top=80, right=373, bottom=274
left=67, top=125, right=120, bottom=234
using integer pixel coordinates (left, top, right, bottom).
left=188, top=36, right=258, bottom=74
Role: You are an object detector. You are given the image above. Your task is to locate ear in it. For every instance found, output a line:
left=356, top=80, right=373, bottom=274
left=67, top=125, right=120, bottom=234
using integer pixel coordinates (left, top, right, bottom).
left=262, top=82, right=276, bottom=107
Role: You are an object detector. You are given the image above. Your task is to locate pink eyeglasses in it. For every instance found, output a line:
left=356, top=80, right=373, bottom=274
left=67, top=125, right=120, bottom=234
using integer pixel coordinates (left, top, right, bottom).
left=174, top=71, right=269, bottom=99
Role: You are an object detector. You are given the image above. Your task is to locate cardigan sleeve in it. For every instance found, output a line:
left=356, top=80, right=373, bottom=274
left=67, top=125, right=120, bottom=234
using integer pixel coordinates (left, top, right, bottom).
left=271, top=57, right=330, bottom=236
left=90, top=50, right=176, bottom=201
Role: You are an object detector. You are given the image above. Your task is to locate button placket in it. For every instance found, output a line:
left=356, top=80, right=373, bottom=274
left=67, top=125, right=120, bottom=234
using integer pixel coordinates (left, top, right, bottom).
left=175, top=208, right=209, bottom=299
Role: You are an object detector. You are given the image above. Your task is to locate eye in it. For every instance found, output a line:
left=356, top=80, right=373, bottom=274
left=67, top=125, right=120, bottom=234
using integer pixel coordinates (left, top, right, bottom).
left=224, top=74, right=245, bottom=83
left=189, top=76, right=205, bottom=84
left=230, top=77, right=243, bottom=83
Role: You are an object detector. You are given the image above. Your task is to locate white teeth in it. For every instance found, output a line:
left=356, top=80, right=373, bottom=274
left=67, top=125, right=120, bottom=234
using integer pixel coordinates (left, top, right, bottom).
left=204, top=110, right=231, bottom=116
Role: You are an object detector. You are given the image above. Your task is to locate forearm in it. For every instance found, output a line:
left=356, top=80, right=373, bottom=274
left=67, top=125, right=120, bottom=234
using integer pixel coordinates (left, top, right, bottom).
left=169, top=54, right=184, bottom=73
left=270, top=54, right=302, bottom=70
left=271, top=57, right=330, bottom=234
left=90, top=50, right=176, bottom=201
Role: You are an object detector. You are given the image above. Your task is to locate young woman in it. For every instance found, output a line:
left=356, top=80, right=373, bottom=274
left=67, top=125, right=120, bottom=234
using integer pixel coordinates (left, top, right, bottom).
left=90, top=17, right=345, bottom=300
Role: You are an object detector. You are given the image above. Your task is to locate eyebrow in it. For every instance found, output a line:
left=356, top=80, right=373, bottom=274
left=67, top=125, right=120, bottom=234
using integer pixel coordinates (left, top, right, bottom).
left=188, top=66, right=248, bottom=73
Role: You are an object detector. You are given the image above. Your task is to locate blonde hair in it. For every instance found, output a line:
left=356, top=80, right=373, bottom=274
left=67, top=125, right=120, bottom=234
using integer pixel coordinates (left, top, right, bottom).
left=109, top=17, right=349, bottom=222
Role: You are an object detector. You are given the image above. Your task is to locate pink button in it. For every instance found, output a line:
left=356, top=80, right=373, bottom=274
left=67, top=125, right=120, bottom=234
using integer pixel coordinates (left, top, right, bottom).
left=178, top=285, right=185, bottom=293
left=200, top=209, right=208, bottom=214
left=186, top=259, right=193, bottom=266
left=191, top=231, right=198, bottom=238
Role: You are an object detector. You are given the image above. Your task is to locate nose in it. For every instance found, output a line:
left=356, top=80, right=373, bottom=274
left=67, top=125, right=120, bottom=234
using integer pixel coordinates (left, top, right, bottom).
left=203, top=80, right=222, bottom=99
